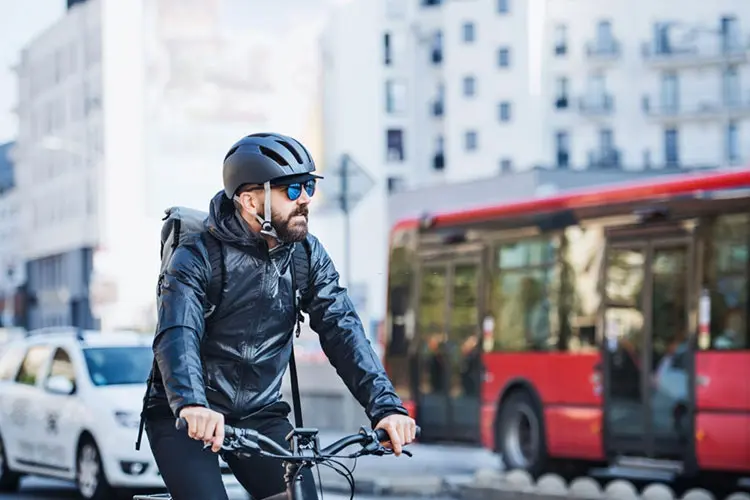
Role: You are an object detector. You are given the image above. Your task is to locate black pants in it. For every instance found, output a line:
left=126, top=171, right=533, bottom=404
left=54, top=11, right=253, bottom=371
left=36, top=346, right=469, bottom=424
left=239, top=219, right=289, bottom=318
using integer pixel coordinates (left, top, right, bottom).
left=146, top=415, right=318, bottom=500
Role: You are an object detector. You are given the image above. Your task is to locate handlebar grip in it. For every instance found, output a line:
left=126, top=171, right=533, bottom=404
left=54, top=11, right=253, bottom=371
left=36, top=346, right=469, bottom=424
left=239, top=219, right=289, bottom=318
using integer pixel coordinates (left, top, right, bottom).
left=374, top=425, right=421, bottom=442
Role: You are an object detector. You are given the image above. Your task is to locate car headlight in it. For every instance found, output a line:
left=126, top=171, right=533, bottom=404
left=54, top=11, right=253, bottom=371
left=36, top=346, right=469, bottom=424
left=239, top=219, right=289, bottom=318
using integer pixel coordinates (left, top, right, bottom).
left=114, top=410, right=141, bottom=429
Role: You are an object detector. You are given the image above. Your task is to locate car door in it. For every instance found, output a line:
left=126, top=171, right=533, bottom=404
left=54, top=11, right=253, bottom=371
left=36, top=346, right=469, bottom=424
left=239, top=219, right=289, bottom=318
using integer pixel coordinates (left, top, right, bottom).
left=37, top=346, right=79, bottom=475
left=0, top=343, right=27, bottom=464
left=4, top=344, right=54, bottom=469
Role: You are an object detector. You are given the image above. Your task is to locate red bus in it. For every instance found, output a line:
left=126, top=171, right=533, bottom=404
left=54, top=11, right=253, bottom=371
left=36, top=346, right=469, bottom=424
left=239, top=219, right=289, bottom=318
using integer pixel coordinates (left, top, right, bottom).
left=383, top=168, right=750, bottom=481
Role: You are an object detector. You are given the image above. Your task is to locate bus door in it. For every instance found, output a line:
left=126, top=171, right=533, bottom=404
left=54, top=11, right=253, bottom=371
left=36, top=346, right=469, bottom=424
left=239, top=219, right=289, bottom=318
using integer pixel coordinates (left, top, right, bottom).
left=602, top=231, right=694, bottom=462
left=415, top=254, right=483, bottom=442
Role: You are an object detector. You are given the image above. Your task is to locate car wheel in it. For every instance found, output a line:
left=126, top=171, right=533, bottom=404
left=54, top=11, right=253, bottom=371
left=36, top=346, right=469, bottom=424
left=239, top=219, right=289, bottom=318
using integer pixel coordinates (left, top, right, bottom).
left=76, top=438, right=115, bottom=500
left=0, top=433, right=21, bottom=492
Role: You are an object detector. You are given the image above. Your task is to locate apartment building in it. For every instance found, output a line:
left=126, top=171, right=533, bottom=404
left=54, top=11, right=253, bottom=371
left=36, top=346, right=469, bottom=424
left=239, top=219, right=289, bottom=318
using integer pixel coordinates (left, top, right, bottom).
left=320, top=0, right=749, bottom=323
left=0, top=142, right=24, bottom=327
left=14, top=0, right=330, bottom=331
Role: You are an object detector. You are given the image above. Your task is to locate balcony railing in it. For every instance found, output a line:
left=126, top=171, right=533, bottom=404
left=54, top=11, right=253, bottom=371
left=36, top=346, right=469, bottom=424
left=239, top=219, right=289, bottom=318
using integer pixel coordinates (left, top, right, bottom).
left=586, top=40, right=621, bottom=61
left=579, top=94, right=615, bottom=115
left=642, top=94, right=750, bottom=121
left=588, top=148, right=621, bottom=169
left=641, top=35, right=750, bottom=67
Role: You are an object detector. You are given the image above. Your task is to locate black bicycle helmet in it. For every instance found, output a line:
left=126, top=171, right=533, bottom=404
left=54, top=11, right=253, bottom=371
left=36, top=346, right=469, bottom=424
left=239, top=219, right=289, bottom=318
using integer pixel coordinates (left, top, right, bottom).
left=222, top=132, right=321, bottom=199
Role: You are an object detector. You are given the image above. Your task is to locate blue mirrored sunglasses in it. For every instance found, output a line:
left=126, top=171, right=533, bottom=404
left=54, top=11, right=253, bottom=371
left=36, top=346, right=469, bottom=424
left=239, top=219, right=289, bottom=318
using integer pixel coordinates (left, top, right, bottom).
left=285, top=179, right=316, bottom=201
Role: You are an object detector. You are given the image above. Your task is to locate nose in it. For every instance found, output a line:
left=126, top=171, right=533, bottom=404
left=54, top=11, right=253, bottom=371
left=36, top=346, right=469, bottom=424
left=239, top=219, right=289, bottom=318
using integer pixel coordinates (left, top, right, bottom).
left=297, top=190, right=312, bottom=205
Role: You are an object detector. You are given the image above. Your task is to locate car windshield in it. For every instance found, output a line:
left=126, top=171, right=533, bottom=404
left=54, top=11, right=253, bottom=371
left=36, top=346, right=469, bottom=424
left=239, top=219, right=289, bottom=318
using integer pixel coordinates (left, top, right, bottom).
left=83, top=346, right=152, bottom=386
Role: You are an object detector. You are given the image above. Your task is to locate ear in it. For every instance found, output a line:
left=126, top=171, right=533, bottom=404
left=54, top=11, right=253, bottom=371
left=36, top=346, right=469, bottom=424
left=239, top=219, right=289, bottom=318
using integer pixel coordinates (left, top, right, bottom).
left=237, top=191, right=261, bottom=214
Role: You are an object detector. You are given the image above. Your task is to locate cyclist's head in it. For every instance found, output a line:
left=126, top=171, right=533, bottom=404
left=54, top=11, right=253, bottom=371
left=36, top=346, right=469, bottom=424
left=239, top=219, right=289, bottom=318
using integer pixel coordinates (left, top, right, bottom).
left=223, top=132, right=322, bottom=242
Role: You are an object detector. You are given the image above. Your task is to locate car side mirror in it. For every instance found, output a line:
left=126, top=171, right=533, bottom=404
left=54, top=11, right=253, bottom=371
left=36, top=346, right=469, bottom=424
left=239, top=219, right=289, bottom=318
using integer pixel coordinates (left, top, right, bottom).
left=46, top=375, right=75, bottom=395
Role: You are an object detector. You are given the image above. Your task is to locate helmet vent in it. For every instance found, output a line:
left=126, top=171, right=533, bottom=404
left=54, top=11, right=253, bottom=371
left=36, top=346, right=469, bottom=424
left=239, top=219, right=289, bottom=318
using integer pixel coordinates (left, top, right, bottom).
left=275, top=140, right=303, bottom=164
left=259, top=146, right=289, bottom=167
left=288, top=137, right=312, bottom=163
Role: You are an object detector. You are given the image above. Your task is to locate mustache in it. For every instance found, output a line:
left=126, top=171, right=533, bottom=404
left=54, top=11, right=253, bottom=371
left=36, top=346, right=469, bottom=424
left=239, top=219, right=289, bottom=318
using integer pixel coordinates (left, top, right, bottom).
left=293, top=207, right=309, bottom=217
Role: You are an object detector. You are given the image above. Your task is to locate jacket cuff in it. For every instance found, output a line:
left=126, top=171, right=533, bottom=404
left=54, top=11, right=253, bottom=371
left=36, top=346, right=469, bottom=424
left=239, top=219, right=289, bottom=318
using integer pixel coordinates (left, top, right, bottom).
left=369, top=406, right=410, bottom=429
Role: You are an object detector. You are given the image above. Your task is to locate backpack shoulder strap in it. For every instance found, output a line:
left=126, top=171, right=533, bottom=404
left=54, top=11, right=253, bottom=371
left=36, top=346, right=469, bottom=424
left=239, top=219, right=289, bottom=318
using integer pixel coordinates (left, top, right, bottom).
left=291, top=238, right=312, bottom=303
left=201, top=231, right=225, bottom=318
left=288, top=239, right=313, bottom=429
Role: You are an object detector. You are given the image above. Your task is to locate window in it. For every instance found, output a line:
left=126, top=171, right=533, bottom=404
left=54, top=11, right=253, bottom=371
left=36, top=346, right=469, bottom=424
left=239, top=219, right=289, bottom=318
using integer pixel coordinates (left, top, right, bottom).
left=498, top=101, right=512, bottom=122
left=488, top=238, right=558, bottom=351
left=555, top=77, right=569, bottom=109
left=556, top=130, right=570, bottom=167
left=47, top=347, right=76, bottom=387
left=15, top=345, right=52, bottom=386
left=664, top=128, right=679, bottom=166
left=383, top=32, right=392, bottom=65
left=722, top=65, right=740, bottom=106
left=497, top=47, right=511, bottom=67
left=703, top=213, right=749, bottom=350
left=554, top=24, right=567, bottom=55
left=431, top=31, right=443, bottom=64
left=596, top=20, right=613, bottom=49
left=83, top=347, right=153, bottom=386
left=385, top=79, right=406, bottom=114
left=721, top=16, right=739, bottom=52
left=462, top=76, right=476, bottom=97
left=497, top=0, right=509, bottom=14
left=499, top=158, right=513, bottom=172
left=465, top=130, right=478, bottom=151
left=386, top=129, right=405, bottom=162
left=726, top=121, right=740, bottom=163
left=387, top=177, right=405, bottom=194
left=462, top=22, right=475, bottom=43
left=660, top=72, right=679, bottom=111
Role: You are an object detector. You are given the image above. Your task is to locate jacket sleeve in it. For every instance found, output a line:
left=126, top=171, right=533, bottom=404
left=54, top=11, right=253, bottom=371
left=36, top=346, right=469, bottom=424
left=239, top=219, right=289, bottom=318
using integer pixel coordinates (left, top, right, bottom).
left=153, top=239, right=211, bottom=417
left=303, top=236, right=409, bottom=427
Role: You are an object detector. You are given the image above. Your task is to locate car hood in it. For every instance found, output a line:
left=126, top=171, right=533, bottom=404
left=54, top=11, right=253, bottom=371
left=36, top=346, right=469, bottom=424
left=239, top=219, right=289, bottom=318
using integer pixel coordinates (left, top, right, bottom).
left=93, top=384, right=147, bottom=413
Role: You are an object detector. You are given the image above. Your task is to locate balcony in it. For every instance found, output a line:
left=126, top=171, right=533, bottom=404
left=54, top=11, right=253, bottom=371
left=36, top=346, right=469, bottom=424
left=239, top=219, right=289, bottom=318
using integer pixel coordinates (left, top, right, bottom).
left=586, top=40, right=621, bottom=63
left=641, top=35, right=750, bottom=68
left=642, top=94, right=750, bottom=123
left=588, top=148, right=621, bottom=169
left=579, top=94, right=615, bottom=117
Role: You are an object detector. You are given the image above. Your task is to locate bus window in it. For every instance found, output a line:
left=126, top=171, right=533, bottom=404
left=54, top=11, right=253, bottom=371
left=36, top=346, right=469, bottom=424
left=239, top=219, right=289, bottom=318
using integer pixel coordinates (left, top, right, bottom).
left=560, top=225, right=605, bottom=353
left=490, top=237, right=558, bottom=352
left=705, top=213, right=749, bottom=350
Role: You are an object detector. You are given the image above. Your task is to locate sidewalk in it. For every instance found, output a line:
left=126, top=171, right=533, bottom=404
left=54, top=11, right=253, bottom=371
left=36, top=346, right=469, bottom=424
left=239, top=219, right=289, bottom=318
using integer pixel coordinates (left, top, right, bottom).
left=313, top=431, right=498, bottom=497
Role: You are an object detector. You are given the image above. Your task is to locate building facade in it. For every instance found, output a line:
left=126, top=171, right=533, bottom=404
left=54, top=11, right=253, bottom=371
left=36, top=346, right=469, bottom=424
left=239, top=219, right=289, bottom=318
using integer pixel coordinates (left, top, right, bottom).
left=0, top=142, right=25, bottom=328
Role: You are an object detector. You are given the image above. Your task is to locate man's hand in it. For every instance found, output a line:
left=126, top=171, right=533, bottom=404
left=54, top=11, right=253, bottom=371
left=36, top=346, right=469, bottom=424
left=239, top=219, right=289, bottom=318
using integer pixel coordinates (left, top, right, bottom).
left=179, top=405, right=225, bottom=452
left=374, top=414, right=417, bottom=456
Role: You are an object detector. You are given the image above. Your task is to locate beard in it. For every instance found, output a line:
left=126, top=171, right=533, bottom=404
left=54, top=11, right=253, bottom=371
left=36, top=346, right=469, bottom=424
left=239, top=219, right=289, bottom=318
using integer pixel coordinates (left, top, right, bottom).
left=272, top=205, right=309, bottom=243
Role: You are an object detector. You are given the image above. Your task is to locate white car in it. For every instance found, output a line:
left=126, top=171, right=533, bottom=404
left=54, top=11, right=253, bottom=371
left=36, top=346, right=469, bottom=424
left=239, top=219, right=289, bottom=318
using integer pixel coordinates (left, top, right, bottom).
left=0, top=328, right=241, bottom=499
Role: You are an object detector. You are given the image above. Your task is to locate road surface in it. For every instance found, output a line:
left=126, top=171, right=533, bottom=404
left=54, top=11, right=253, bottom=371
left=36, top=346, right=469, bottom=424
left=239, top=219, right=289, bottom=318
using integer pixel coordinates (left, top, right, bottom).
left=0, top=477, right=453, bottom=500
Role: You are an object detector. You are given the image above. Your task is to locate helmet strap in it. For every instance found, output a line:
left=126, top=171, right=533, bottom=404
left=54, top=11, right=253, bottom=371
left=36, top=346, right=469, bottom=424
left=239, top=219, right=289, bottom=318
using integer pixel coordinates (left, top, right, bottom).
left=256, top=181, right=280, bottom=241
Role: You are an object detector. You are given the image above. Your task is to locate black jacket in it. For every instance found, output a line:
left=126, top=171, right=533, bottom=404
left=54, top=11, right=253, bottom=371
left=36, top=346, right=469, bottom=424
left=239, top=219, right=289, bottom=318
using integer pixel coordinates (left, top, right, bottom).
left=145, top=192, right=408, bottom=426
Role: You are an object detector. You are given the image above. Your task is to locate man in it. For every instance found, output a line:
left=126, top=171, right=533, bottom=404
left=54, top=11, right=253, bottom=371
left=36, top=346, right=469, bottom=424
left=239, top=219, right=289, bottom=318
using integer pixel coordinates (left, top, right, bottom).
left=143, top=133, right=415, bottom=500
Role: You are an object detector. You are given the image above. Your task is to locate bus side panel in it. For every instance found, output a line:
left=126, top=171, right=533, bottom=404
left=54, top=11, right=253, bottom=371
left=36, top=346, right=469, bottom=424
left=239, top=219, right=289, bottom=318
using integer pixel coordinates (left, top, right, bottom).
left=694, top=351, right=750, bottom=473
left=482, top=352, right=603, bottom=460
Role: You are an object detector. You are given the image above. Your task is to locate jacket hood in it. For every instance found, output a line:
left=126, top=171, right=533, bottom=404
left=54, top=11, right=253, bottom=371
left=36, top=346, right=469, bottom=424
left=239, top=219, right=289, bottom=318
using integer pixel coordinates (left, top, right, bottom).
left=205, top=190, right=263, bottom=248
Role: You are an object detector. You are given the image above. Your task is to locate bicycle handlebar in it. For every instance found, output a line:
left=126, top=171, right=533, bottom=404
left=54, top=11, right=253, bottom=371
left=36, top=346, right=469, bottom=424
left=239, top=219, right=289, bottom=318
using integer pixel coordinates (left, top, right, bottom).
left=174, top=417, right=420, bottom=462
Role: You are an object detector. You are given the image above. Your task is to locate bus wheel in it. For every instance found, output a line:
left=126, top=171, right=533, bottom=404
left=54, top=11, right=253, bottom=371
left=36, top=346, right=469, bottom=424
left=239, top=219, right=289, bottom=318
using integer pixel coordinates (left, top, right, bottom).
left=496, top=390, right=547, bottom=477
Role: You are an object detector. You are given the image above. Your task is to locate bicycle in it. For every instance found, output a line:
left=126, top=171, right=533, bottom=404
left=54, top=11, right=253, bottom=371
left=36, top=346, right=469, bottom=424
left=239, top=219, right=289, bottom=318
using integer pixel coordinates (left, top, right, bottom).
left=133, top=417, right=421, bottom=500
